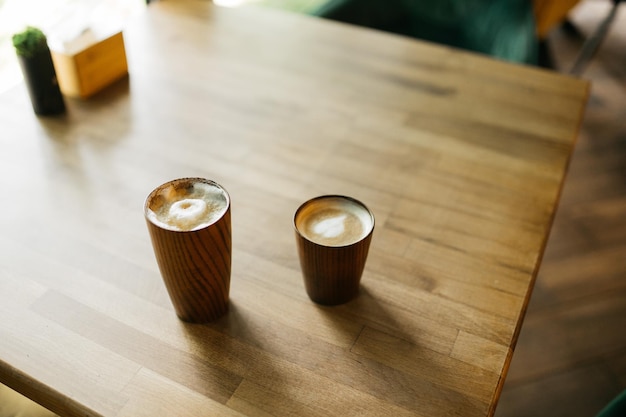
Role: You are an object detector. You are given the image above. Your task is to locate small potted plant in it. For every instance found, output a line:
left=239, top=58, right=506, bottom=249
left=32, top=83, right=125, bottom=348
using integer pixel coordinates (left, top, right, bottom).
left=12, top=26, right=65, bottom=115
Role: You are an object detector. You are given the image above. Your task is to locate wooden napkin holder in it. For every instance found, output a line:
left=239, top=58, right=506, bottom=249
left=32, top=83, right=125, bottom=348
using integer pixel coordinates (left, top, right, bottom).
left=51, top=31, right=128, bottom=99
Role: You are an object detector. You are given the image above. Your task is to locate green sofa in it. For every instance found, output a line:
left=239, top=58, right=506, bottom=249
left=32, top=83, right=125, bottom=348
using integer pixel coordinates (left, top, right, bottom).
left=253, top=0, right=539, bottom=65
left=310, top=0, right=538, bottom=64
left=596, top=389, right=626, bottom=417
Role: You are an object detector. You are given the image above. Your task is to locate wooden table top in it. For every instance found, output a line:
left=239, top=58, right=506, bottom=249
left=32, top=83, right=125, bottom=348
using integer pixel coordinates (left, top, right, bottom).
left=0, top=1, right=589, bottom=416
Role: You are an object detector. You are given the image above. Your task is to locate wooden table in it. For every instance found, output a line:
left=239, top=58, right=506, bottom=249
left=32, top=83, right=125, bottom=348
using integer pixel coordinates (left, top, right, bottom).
left=0, top=1, right=589, bottom=416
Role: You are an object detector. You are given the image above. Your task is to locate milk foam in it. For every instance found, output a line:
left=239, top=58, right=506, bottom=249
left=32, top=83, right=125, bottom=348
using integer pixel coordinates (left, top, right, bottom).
left=296, top=196, right=373, bottom=247
left=313, top=214, right=348, bottom=239
left=147, top=180, right=228, bottom=232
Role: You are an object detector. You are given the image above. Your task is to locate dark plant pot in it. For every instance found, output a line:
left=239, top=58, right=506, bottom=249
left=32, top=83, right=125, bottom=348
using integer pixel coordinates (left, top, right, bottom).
left=17, top=46, right=65, bottom=116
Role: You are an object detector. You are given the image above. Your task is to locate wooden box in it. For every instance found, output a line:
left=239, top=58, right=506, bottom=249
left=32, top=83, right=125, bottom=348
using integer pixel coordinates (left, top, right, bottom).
left=51, top=31, right=128, bottom=99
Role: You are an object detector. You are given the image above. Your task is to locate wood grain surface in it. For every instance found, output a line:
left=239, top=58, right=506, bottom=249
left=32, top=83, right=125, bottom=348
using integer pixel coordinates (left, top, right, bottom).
left=0, top=1, right=588, bottom=416
left=295, top=195, right=374, bottom=305
left=145, top=178, right=232, bottom=323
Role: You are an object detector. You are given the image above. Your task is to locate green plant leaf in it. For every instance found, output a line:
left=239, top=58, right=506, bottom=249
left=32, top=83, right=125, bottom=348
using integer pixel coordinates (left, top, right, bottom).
left=12, top=26, right=47, bottom=58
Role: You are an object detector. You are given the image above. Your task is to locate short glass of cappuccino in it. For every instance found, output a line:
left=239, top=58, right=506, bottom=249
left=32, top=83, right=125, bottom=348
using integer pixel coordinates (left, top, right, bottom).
left=294, top=195, right=375, bottom=305
left=144, top=178, right=231, bottom=323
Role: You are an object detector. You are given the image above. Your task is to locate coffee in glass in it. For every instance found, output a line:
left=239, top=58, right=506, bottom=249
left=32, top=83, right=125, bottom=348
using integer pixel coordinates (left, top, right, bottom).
left=294, top=195, right=374, bottom=305
left=145, top=178, right=232, bottom=323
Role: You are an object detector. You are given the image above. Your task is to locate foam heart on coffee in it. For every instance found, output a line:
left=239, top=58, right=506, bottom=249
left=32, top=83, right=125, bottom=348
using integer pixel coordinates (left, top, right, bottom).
left=146, top=180, right=228, bottom=232
left=295, top=196, right=374, bottom=247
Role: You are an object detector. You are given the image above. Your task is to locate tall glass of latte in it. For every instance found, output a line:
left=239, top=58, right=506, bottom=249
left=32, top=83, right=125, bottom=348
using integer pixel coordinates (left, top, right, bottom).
left=294, top=195, right=375, bottom=305
left=144, top=178, right=231, bottom=323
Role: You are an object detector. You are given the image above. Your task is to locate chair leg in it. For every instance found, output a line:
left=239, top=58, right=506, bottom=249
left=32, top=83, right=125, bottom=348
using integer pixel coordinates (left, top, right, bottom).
left=569, top=0, right=620, bottom=75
